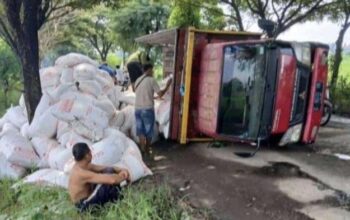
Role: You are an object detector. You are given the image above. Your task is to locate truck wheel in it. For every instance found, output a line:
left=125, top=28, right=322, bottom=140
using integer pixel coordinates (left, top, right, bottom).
left=321, top=105, right=332, bottom=126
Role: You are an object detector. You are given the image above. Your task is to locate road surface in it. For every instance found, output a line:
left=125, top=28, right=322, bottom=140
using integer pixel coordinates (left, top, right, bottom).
left=151, top=116, right=350, bottom=220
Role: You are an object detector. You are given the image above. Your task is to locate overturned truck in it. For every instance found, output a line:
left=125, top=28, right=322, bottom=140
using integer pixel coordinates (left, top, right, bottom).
left=136, top=27, right=329, bottom=146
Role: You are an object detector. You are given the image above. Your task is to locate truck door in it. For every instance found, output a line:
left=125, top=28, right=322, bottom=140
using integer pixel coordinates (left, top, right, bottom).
left=302, top=47, right=328, bottom=143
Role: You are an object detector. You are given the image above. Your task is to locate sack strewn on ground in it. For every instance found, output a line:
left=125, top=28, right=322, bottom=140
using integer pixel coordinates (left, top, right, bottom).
left=22, top=168, right=69, bottom=188
left=0, top=52, right=163, bottom=187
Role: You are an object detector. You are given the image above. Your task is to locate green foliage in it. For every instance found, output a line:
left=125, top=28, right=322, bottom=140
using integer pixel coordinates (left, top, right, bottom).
left=333, top=76, right=350, bottom=116
left=331, top=54, right=350, bottom=115
left=67, top=5, right=116, bottom=61
left=154, top=64, right=163, bottom=82
left=167, top=0, right=225, bottom=30
left=113, top=0, right=170, bottom=52
left=107, top=53, right=123, bottom=67
left=0, top=40, right=21, bottom=116
left=167, top=0, right=201, bottom=28
left=200, top=2, right=226, bottom=30
left=0, top=180, right=189, bottom=220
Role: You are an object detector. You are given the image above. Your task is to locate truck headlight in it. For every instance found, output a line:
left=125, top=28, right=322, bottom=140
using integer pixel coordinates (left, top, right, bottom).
left=279, top=124, right=302, bottom=146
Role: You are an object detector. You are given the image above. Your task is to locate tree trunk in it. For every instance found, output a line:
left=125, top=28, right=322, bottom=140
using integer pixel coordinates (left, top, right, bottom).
left=19, top=2, right=42, bottom=123
left=330, top=21, right=350, bottom=98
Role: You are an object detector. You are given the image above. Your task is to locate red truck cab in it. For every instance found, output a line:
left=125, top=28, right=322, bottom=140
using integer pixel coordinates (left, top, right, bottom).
left=136, top=28, right=329, bottom=146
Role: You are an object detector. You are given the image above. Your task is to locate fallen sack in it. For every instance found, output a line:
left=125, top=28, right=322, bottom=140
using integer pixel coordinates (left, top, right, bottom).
left=31, top=137, right=59, bottom=159
left=60, top=68, right=74, bottom=84
left=107, top=86, right=123, bottom=109
left=58, top=131, right=92, bottom=150
left=76, top=80, right=103, bottom=98
left=48, top=147, right=72, bottom=171
left=114, top=146, right=152, bottom=183
left=57, top=121, right=70, bottom=139
left=22, top=168, right=69, bottom=188
left=119, top=92, right=136, bottom=106
left=20, top=123, right=30, bottom=140
left=55, top=53, right=98, bottom=68
left=51, top=99, right=109, bottom=130
left=94, top=95, right=116, bottom=120
left=3, top=106, right=27, bottom=129
left=159, top=122, right=170, bottom=139
left=0, top=122, right=19, bottom=137
left=73, top=63, right=97, bottom=81
left=28, top=107, right=58, bottom=138
left=31, top=93, right=52, bottom=124
left=155, top=100, right=171, bottom=125
left=109, top=111, right=125, bottom=130
left=0, top=153, right=26, bottom=180
left=95, top=70, right=114, bottom=94
left=0, top=116, right=6, bottom=131
left=91, top=130, right=128, bottom=166
left=40, top=66, right=62, bottom=89
left=71, top=120, right=104, bottom=142
left=0, top=131, right=40, bottom=168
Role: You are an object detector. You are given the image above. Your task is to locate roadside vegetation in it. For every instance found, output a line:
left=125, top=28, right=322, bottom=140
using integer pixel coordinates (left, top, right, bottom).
left=0, top=179, right=194, bottom=220
left=331, top=54, right=350, bottom=116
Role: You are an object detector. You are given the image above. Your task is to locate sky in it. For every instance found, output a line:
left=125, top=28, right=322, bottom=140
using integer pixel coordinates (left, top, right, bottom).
left=246, top=20, right=350, bottom=45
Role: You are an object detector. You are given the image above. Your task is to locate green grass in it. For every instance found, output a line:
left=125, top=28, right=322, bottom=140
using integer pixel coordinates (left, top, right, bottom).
left=0, top=180, right=192, bottom=220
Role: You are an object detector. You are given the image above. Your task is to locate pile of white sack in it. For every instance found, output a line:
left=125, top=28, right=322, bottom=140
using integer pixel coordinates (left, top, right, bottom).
left=0, top=53, right=172, bottom=188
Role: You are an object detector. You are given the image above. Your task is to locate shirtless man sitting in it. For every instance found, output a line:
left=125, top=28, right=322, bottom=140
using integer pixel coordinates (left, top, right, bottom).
left=68, top=142, right=130, bottom=212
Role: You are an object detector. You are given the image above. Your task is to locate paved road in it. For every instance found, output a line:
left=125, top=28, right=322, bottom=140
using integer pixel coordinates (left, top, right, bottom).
left=151, top=116, right=350, bottom=220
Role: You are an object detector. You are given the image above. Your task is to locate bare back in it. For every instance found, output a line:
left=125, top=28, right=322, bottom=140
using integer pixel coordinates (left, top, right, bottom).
left=68, top=165, right=94, bottom=203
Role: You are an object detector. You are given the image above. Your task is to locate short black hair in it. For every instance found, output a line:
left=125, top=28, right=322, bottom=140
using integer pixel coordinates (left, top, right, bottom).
left=143, top=63, right=153, bottom=72
left=72, top=143, right=91, bottom=161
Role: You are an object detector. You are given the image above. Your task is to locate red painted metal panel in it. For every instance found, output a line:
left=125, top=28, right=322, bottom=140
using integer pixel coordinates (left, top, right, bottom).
left=196, top=44, right=223, bottom=136
left=271, top=55, right=297, bottom=134
left=170, top=29, right=186, bottom=140
left=302, top=48, right=328, bottom=143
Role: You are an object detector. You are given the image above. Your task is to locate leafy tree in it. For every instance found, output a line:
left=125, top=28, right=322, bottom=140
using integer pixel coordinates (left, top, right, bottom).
left=0, top=0, right=118, bottom=122
left=113, top=0, right=170, bottom=54
left=221, top=0, right=335, bottom=37
left=167, top=0, right=201, bottom=28
left=0, top=40, right=21, bottom=111
left=200, top=0, right=226, bottom=30
left=68, top=6, right=115, bottom=61
left=220, top=0, right=247, bottom=31
left=326, top=0, right=350, bottom=96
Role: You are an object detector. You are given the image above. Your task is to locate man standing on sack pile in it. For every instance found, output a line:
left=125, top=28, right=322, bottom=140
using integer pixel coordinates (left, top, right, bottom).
left=126, top=50, right=152, bottom=91
left=134, top=64, right=172, bottom=159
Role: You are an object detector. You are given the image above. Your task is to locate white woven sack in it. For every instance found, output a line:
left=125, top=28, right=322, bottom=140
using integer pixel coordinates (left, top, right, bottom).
left=28, top=108, right=58, bottom=138
left=55, top=53, right=98, bottom=68
left=91, top=129, right=128, bottom=166
left=23, top=168, right=69, bottom=188
left=48, top=147, right=72, bottom=171
left=73, top=63, right=97, bottom=81
left=60, top=68, right=74, bottom=84
left=71, top=120, right=104, bottom=142
left=3, top=106, right=27, bottom=128
left=114, top=146, right=152, bottom=182
left=20, top=123, right=30, bottom=140
left=0, top=153, right=26, bottom=180
left=0, top=131, right=39, bottom=167
left=58, top=131, right=92, bottom=150
left=40, top=66, right=62, bottom=89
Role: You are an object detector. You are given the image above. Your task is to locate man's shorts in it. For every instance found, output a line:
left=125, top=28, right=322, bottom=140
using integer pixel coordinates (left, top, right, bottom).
left=75, top=168, right=122, bottom=212
left=135, top=108, right=155, bottom=140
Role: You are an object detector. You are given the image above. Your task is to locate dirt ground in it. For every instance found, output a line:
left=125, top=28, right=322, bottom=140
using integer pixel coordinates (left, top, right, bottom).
left=149, top=116, right=350, bottom=220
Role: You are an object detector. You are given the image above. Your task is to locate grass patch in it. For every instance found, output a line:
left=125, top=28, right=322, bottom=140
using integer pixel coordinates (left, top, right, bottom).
left=0, top=179, right=192, bottom=220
